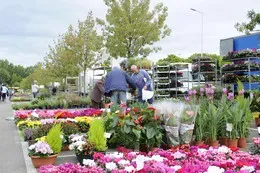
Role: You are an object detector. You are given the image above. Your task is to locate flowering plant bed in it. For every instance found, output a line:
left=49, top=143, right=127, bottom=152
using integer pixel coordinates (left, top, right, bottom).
left=14, top=108, right=103, bottom=122
left=39, top=146, right=260, bottom=172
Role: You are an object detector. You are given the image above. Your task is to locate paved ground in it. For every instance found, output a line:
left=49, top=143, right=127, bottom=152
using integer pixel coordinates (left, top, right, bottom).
left=0, top=101, right=27, bottom=173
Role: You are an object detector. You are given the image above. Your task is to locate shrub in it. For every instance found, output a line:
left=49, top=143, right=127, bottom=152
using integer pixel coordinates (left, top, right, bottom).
left=46, top=123, right=63, bottom=154
left=88, top=119, right=107, bottom=152
left=31, top=124, right=53, bottom=140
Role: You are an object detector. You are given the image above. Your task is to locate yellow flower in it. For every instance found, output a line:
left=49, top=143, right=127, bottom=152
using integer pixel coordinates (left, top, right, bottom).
left=35, top=136, right=46, bottom=142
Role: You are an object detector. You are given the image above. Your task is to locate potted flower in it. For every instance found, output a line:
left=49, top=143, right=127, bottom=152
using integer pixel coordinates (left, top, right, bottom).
left=61, top=122, right=79, bottom=151
left=249, top=137, right=260, bottom=155
left=29, top=123, right=63, bottom=168
left=69, top=134, right=94, bottom=165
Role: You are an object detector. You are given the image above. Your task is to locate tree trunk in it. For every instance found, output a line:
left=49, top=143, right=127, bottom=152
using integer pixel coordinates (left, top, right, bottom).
left=83, top=69, right=86, bottom=96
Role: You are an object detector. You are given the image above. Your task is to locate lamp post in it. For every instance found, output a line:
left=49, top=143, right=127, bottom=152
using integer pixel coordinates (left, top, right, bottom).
left=190, top=8, right=203, bottom=86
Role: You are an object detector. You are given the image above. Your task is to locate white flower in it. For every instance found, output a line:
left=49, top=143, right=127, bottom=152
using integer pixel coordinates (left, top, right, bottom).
left=118, top=159, right=130, bottom=166
left=41, top=148, right=47, bottom=154
left=83, top=159, right=96, bottom=167
left=173, top=151, right=186, bottom=159
left=172, top=165, right=181, bottom=171
left=198, top=148, right=207, bottom=154
left=205, top=166, right=225, bottom=173
left=67, top=118, right=77, bottom=122
left=107, top=152, right=124, bottom=159
left=29, top=144, right=35, bottom=150
left=151, top=155, right=164, bottom=162
left=124, top=166, right=136, bottom=173
left=132, top=155, right=151, bottom=171
left=105, top=162, right=117, bottom=171
left=31, top=112, right=39, bottom=118
left=240, top=166, right=255, bottom=173
left=217, top=146, right=231, bottom=154
left=104, top=133, right=112, bottom=139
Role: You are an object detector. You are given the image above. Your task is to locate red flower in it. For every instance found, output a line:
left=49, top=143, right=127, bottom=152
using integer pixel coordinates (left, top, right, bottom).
left=132, top=107, right=138, bottom=113
left=147, top=107, right=156, bottom=111
left=229, top=146, right=239, bottom=152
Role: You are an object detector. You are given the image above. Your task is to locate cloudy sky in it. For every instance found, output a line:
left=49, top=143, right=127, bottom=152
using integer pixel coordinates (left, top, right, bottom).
left=0, top=0, right=259, bottom=66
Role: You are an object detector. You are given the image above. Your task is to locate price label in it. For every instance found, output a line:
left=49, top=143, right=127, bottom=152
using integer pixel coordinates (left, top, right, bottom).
left=226, top=123, right=233, bottom=132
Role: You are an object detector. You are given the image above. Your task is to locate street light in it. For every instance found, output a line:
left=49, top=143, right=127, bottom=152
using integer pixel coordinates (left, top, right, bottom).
left=190, top=8, right=204, bottom=86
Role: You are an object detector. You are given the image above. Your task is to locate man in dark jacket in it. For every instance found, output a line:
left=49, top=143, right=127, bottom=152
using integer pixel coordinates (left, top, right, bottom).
left=104, top=65, right=136, bottom=104
left=90, top=78, right=105, bottom=109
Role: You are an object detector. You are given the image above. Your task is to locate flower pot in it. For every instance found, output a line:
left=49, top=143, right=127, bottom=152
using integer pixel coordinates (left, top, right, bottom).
left=194, top=141, right=204, bottom=146
left=228, top=139, right=238, bottom=148
left=62, top=144, right=70, bottom=151
left=30, top=154, right=58, bottom=168
left=219, top=137, right=228, bottom=146
left=207, top=140, right=219, bottom=147
left=76, top=153, right=93, bottom=166
left=255, top=118, right=260, bottom=127
left=238, top=137, right=247, bottom=148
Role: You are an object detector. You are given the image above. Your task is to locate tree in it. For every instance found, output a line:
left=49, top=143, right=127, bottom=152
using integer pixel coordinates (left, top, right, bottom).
left=235, top=10, right=260, bottom=34
left=156, top=54, right=188, bottom=65
left=65, top=12, right=104, bottom=95
left=101, top=0, right=171, bottom=59
left=0, top=68, right=10, bottom=84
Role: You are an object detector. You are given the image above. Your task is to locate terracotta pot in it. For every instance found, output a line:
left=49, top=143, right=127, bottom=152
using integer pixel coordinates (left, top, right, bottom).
left=219, top=137, right=228, bottom=146
left=228, top=139, right=238, bottom=148
left=207, top=140, right=219, bottom=147
left=76, top=153, right=93, bottom=166
left=238, top=137, right=247, bottom=148
left=194, top=141, right=204, bottom=146
left=255, top=118, right=260, bottom=127
left=30, top=154, right=58, bottom=168
left=62, top=144, right=70, bottom=151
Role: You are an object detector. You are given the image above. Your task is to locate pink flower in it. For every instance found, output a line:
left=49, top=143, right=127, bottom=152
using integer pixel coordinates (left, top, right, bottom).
left=184, top=96, right=190, bottom=102
left=222, top=88, right=227, bottom=95
left=192, top=89, right=197, bottom=95
left=227, top=93, right=234, bottom=100
left=239, top=89, right=245, bottom=96
left=200, top=88, right=204, bottom=93
left=188, top=90, right=193, bottom=96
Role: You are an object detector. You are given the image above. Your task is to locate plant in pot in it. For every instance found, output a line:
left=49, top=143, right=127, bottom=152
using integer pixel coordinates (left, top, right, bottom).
left=203, top=103, right=223, bottom=147
left=69, top=134, right=94, bottom=165
left=250, top=91, right=260, bottom=127
left=88, top=119, right=107, bottom=153
left=29, top=123, right=63, bottom=168
left=61, top=122, right=79, bottom=151
left=249, top=137, right=260, bottom=155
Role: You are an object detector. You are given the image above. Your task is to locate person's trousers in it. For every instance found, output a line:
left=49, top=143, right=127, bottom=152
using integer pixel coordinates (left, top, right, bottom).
left=2, top=93, right=6, bottom=101
left=91, top=100, right=104, bottom=109
left=33, top=92, right=37, bottom=98
left=110, top=90, right=126, bottom=104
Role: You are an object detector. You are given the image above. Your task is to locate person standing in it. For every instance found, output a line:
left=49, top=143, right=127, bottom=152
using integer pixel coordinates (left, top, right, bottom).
left=0, top=84, right=2, bottom=101
left=1, top=84, right=8, bottom=101
left=131, top=65, right=153, bottom=104
left=104, top=64, right=136, bottom=104
left=90, top=76, right=105, bottom=109
left=31, top=81, right=39, bottom=98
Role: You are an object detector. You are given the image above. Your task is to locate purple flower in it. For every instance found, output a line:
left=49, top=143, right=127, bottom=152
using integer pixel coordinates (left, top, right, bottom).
left=188, top=90, right=193, bottom=96
left=222, top=88, right=227, bottom=95
left=227, top=93, right=234, bottom=100
left=192, top=89, right=197, bottom=95
left=239, top=89, right=245, bottom=96
left=206, top=88, right=214, bottom=96
left=200, top=88, right=204, bottom=93
left=185, top=96, right=190, bottom=102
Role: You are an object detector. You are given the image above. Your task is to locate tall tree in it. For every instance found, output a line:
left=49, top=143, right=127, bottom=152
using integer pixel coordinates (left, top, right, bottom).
left=65, top=12, right=104, bottom=95
left=235, top=10, right=260, bottom=34
left=100, top=0, right=171, bottom=59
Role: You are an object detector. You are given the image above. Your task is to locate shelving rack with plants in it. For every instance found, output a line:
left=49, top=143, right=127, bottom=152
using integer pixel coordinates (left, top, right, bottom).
left=169, top=63, right=190, bottom=98
left=152, top=65, right=171, bottom=99
left=222, top=49, right=260, bottom=91
left=192, top=57, right=220, bottom=86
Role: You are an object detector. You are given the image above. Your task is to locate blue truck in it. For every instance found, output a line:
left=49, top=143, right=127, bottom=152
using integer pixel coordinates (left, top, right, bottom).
left=220, top=32, right=260, bottom=91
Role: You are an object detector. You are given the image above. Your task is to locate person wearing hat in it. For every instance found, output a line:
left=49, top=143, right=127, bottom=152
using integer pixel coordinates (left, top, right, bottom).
left=31, top=81, right=39, bottom=98
left=90, top=75, right=105, bottom=109
left=131, top=65, right=153, bottom=104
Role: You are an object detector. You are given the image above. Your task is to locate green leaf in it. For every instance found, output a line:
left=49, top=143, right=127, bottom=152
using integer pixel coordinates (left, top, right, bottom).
left=146, top=126, right=157, bottom=139
left=125, top=120, right=135, bottom=126
left=132, top=128, right=141, bottom=140
left=123, top=125, right=131, bottom=134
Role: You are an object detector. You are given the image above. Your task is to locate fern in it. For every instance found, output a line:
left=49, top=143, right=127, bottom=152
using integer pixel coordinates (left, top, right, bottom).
left=88, top=119, right=107, bottom=152
left=46, top=123, right=63, bottom=154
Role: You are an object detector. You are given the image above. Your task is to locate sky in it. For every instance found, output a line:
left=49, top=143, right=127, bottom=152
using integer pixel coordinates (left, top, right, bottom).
left=0, top=0, right=259, bottom=67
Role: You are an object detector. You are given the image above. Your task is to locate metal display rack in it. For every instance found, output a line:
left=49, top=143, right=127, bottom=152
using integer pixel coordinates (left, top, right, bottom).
left=152, top=63, right=191, bottom=99
left=92, top=66, right=110, bottom=86
left=192, top=58, right=220, bottom=86
left=222, top=57, right=260, bottom=91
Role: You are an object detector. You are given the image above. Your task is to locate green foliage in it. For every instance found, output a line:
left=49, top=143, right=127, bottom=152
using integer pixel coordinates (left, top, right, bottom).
left=128, top=58, right=152, bottom=69
left=46, top=123, right=63, bottom=154
left=31, top=124, right=53, bottom=140
left=101, top=0, right=171, bottom=59
left=88, top=119, right=107, bottom=152
left=235, top=10, right=260, bottom=34
left=157, top=54, right=188, bottom=65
